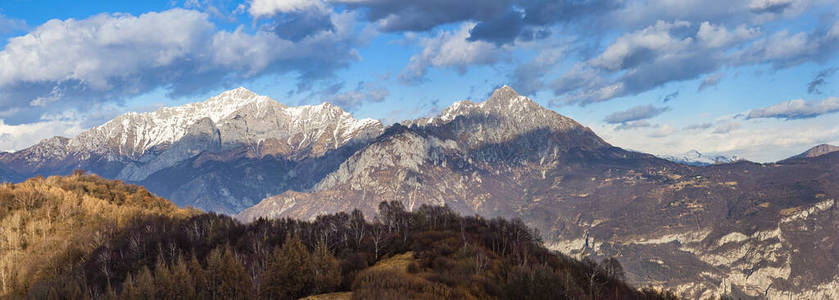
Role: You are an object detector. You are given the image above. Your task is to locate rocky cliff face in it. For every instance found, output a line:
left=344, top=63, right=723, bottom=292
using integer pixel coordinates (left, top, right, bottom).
left=239, top=86, right=839, bottom=299
left=0, top=87, right=383, bottom=213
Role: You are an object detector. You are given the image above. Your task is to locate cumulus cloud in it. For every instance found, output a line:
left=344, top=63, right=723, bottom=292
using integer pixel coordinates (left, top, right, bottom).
left=746, top=97, right=839, bottom=120
left=248, top=0, right=327, bottom=16
left=604, top=104, right=669, bottom=124
left=400, top=23, right=505, bottom=83
left=0, top=8, right=370, bottom=124
left=0, top=103, right=122, bottom=152
left=552, top=20, right=729, bottom=104
left=807, top=67, right=837, bottom=94
left=551, top=18, right=839, bottom=105
left=335, top=0, right=618, bottom=44
left=734, top=21, right=839, bottom=68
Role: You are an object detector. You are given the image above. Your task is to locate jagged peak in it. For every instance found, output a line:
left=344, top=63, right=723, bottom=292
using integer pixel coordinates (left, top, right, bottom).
left=418, top=85, right=560, bottom=125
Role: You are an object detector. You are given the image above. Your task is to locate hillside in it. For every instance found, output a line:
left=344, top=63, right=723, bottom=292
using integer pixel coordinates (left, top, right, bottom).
left=7, top=179, right=681, bottom=299
left=0, top=172, right=195, bottom=298
left=238, top=87, right=839, bottom=299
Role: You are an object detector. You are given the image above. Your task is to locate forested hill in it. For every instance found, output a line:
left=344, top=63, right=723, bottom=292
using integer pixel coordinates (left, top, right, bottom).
left=3, top=174, right=682, bottom=299
left=0, top=172, right=196, bottom=298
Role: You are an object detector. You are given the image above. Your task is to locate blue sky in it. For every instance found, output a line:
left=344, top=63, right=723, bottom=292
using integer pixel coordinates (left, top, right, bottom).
left=0, top=0, right=838, bottom=161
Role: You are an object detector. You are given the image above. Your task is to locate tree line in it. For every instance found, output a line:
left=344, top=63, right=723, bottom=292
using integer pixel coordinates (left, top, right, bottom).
left=29, top=198, right=679, bottom=299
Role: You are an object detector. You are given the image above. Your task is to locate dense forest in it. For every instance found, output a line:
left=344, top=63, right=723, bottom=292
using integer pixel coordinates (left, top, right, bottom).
left=1, top=173, right=684, bottom=299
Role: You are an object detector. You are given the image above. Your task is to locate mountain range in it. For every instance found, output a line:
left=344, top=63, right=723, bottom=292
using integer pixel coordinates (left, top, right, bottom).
left=0, top=87, right=382, bottom=213
left=657, top=150, right=740, bottom=166
left=2, top=86, right=838, bottom=299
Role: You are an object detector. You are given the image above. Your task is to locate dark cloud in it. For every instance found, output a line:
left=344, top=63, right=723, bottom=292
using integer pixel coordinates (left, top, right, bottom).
left=335, top=0, right=622, bottom=45
left=746, top=97, right=839, bottom=120
left=336, top=0, right=512, bottom=32
left=270, top=9, right=336, bottom=42
left=662, top=91, right=679, bottom=102
left=748, top=0, right=793, bottom=14
left=807, top=67, right=837, bottom=94
left=467, top=9, right=525, bottom=45
left=604, top=104, right=669, bottom=124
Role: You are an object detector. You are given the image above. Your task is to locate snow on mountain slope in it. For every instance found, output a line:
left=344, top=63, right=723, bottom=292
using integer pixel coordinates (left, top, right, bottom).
left=1, top=87, right=383, bottom=179
left=69, top=87, right=273, bottom=158
left=658, top=150, right=739, bottom=166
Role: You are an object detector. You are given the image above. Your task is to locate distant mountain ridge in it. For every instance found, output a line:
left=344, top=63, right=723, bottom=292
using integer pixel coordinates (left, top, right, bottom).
left=0, top=87, right=383, bottom=213
left=238, top=87, right=839, bottom=299
left=3, top=86, right=839, bottom=298
left=788, top=144, right=839, bottom=160
left=657, top=150, right=740, bottom=166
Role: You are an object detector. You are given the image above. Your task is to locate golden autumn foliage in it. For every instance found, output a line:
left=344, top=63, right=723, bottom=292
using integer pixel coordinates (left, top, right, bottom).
left=0, top=172, right=196, bottom=298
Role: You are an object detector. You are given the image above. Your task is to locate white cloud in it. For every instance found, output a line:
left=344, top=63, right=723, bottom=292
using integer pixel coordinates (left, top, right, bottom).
left=590, top=20, right=692, bottom=71
left=0, top=8, right=370, bottom=124
left=553, top=19, right=837, bottom=105
left=0, top=119, right=84, bottom=152
left=248, top=0, right=326, bottom=17
left=400, top=23, right=506, bottom=83
left=746, top=97, right=839, bottom=119
left=736, top=21, right=839, bottom=68
left=697, top=22, right=759, bottom=48
left=0, top=9, right=214, bottom=90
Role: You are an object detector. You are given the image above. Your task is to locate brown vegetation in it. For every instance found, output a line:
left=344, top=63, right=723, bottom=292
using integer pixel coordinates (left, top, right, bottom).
left=0, top=171, right=194, bottom=298
left=2, top=173, right=680, bottom=299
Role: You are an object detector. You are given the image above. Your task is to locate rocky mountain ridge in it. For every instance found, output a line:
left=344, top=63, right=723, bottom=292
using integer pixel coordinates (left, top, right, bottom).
left=0, top=87, right=383, bottom=213
left=2, top=85, right=838, bottom=298
left=657, top=149, right=740, bottom=166
left=239, top=87, right=839, bottom=299
left=786, top=143, right=839, bottom=160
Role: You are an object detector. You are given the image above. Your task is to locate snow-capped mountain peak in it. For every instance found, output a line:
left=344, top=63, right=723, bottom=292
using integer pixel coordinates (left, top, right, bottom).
left=658, top=150, right=739, bottom=166
left=66, top=87, right=278, bottom=158
left=12, top=87, right=383, bottom=173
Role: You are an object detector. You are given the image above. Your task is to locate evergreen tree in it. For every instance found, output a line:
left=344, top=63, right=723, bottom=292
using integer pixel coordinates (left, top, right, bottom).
left=171, top=255, right=196, bottom=299
left=153, top=257, right=176, bottom=299
left=206, top=244, right=253, bottom=299
left=311, top=239, right=342, bottom=294
left=135, top=266, right=155, bottom=300
left=260, top=233, right=313, bottom=299
left=187, top=253, right=208, bottom=299
left=119, top=273, right=139, bottom=300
